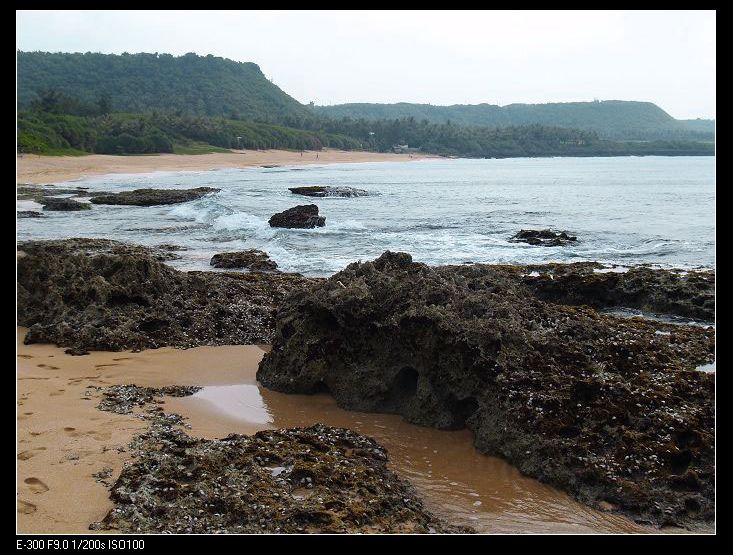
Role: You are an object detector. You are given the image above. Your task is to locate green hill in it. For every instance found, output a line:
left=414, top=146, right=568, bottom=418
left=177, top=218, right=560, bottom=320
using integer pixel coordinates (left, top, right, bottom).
left=17, top=51, right=310, bottom=122
left=680, top=118, right=715, bottom=134
left=314, top=101, right=713, bottom=141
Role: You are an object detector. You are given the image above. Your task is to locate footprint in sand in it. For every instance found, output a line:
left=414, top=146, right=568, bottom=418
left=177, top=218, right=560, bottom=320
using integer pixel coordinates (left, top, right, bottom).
left=18, top=447, right=46, bottom=460
left=24, top=477, right=49, bottom=493
left=68, top=375, right=101, bottom=385
left=86, top=430, right=112, bottom=441
left=95, top=363, right=121, bottom=368
left=17, top=500, right=37, bottom=514
left=112, top=357, right=132, bottom=361
left=63, top=427, right=81, bottom=437
left=37, top=364, right=60, bottom=370
left=17, top=354, right=33, bottom=359
left=49, top=390, right=66, bottom=397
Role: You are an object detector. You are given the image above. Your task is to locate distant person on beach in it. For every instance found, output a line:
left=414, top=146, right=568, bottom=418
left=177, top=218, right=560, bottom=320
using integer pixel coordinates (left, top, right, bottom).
left=317, top=153, right=319, bottom=159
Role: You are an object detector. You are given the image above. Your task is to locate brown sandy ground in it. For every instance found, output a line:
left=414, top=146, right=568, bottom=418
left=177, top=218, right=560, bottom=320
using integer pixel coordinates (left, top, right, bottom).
left=17, top=149, right=439, bottom=185
left=16, top=327, right=263, bottom=533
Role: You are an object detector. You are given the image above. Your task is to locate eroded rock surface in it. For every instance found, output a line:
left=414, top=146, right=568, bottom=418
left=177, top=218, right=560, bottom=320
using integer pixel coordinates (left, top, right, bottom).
left=269, top=205, right=325, bottom=228
left=89, top=187, right=219, bottom=206
left=289, top=186, right=370, bottom=198
left=210, top=250, right=278, bottom=272
left=258, top=252, right=715, bottom=530
left=522, top=262, right=715, bottom=321
left=17, top=239, right=319, bottom=352
left=91, top=420, right=466, bottom=534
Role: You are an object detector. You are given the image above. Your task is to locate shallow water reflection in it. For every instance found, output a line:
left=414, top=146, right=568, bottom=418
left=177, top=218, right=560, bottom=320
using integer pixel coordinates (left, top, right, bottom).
left=181, top=381, right=649, bottom=533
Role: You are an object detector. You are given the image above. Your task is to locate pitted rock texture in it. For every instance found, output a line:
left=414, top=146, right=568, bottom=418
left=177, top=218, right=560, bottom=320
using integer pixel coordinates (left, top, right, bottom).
left=17, top=239, right=319, bottom=352
left=258, top=252, right=715, bottom=530
left=92, top=421, right=469, bottom=534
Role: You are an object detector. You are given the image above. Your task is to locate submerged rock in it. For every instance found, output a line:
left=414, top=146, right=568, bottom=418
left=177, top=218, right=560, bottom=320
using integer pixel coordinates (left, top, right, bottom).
left=512, top=229, right=577, bottom=246
left=269, top=204, right=326, bottom=228
left=96, top=384, right=201, bottom=414
left=258, top=252, right=715, bottom=530
left=289, top=186, right=370, bottom=198
left=17, top=211, right=45, bottom=218
left=17, top=185, right=90, bottom=201
left=17, top=238, right=319, bottom=352
left=210, top=250, right=278, bottom=272
left=39, top=197, right=91, bottom=211
left=89, top=187, right=219, bottom=206
left=91, top=419, right=466, bottom=534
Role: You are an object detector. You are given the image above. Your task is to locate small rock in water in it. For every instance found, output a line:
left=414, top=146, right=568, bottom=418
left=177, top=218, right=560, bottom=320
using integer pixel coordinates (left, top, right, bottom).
left=511, top=229, right=577, bottom=246
left=89, top=187, right=219, bottom=206
left=268, top=204, right=325, bottom=229
left=288, top=186, right=370, bottom=198
left=39, top=197, right=91, bottom=211
left=210, top=250, right=278, bottom=272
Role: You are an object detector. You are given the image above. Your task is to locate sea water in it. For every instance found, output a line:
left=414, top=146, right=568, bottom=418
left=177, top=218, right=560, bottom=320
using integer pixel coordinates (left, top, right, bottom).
left=17, top=156, right=715, bottom=276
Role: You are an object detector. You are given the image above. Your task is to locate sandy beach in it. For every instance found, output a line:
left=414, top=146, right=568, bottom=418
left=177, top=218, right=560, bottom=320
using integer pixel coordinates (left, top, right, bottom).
left=17, top=325, right=652, bottom=534
left=16, top=149, right=438, bottom=185
left=16, top=327, right=265, bottom=533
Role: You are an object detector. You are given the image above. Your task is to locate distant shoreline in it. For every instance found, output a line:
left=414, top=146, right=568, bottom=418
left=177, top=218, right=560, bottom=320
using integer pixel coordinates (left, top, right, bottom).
left=16, top=149, right=440, bottom=185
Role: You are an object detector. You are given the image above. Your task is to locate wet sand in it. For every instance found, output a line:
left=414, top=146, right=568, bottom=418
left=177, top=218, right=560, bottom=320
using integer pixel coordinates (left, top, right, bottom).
left=15, top=328, right=263, bottom=533
left=17, top=327, right=654, bottom=534
left=16, top=149, right=437, bottom=185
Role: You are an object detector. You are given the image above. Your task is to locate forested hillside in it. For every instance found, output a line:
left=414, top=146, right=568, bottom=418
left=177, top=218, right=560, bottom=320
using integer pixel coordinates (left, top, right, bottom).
left=17, top=51, right=310, bottom=122
left=16, top=51, right=714, bottom=158
left=314, top=101, right=714, bottom=141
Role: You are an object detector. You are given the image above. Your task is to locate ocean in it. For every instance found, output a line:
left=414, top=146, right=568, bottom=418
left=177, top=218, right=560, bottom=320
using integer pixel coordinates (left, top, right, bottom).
left=17, top=156, right=715, bottom=276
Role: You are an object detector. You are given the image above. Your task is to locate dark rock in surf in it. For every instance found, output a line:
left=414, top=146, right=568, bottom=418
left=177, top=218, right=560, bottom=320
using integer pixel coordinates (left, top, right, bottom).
left=89, top=187, right=219, bottom=206
left=210, top=250, right=278, bottom=272
left=289, top=186, right=370, bottom=198
left=268, top=205, right=325, bottom=229
left=17, top=238, right=318, bottom=353
left=512, top=229, right=577, bottom=246
left=39, top=197, right=92, bottom=211
left=17, top=211, right=46, bottom=218
left=258, top=252, right=715, bottom=530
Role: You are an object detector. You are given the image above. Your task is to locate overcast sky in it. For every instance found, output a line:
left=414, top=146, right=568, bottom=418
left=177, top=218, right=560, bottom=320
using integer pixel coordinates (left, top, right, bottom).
left=16, top=10, right=716, bottom=119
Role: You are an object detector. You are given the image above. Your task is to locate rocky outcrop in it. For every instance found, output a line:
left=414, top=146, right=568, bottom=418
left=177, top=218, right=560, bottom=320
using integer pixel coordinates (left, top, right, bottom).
left=39, top=197, right=91, bottom=211
left=521, top=262, right=715, bottom=322
left=289, top=186, right=370, bottom=198
left=17, top=238, right=319, bottom=352
left=210, top=250, right=278, bottom=272
left=258, top=252, right=715, bottom=530
left=92, top=418, right=466, bottom=533
left=89, top=187, right=219, bottom=206
left=512, top=229, right=577, bottom=246
left=269, top=205, right=325, bottom=228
